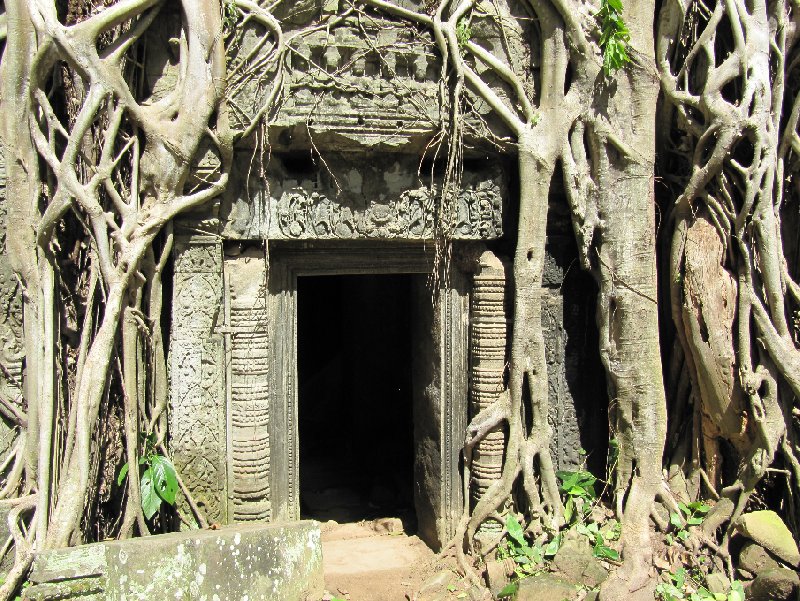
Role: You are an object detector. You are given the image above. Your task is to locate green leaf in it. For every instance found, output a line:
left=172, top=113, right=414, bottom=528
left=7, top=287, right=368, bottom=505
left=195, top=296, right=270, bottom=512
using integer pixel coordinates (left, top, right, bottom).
left=677, top=529, right=690, bottom=542
left=687, top=501, right=711, bottom=514
left=728, top=581, right=745, bottom=601
left=544, top=533, right=562, bottom=557
left=506, top=514, right=527, bottom=547
left=117, top=462, right=129, bottom=486
left=149, top=455, right=179, bottom=506
left=556, top=470, right=597, bottom=499
left=140, top=467, right=162, bottom=520
left=498, top=582, right=518, bottom=598
left=670, top=512, right=684, bottom=529
left=564, top=495, right=574, bottom=523
left=673, top=568, right=686, bottom=589
left=687, top=516, right=703, bottom=526
left=593, top=542, right=620, bottom=561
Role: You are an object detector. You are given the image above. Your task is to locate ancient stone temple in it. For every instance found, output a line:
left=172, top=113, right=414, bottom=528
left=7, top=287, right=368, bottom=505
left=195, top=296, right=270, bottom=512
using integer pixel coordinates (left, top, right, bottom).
left=161, top=0, right=607, bottom=551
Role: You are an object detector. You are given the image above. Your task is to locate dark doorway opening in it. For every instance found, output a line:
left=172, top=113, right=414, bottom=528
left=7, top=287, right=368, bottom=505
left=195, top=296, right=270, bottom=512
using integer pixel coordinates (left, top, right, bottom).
left=297, top=274, right=417, bottom=529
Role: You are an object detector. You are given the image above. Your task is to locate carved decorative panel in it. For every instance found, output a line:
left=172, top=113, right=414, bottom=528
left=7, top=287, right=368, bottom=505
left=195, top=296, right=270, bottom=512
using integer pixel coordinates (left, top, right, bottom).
left=169, top=235, right=227, bottom=524
left=272, top=184, right=501, bottom=241
left=224, top=249, right=272, bottom=521
left=0, top=152, right=23, bottom=460
left=469, top=251, right=509, bottom=529
left=221, top=155, right=506, bottom=243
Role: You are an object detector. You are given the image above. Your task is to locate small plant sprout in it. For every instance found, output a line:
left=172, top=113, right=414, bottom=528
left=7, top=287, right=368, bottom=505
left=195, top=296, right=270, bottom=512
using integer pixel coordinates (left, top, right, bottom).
left=118, top=434, right=179, bottom=521
left=666, top=501, right=711, bottom=545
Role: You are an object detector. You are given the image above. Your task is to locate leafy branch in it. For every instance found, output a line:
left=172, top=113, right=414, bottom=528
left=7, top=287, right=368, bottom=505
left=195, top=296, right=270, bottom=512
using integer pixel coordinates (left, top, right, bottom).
left=598, top=0, right=631, bottom=75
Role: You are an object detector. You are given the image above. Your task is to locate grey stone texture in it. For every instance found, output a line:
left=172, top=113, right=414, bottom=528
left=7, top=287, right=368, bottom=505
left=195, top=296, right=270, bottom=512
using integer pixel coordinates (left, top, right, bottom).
left=739, top=542, right=782, bottom=575
left=543, top=201, right=608, bottom=473
left=552, top=537, right=608, bottom=589
left=746, top=568, right=799, bottom=601
left=169, top=215, right=228, bottom=525
left=516, top=573, right=580, bottom=601
left=23, top=521, right=323, bottom=601
left=735, top=511, right=800, bottom=567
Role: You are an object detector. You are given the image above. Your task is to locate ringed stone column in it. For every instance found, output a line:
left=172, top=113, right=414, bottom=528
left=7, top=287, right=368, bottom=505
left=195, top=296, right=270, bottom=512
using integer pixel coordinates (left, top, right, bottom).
left=469, top=250, right=509, bottom=530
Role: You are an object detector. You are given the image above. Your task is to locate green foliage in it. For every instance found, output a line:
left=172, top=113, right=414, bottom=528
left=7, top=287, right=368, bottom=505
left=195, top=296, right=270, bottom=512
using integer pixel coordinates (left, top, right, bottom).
left=576, top=520, right=620, bottom=561
left=557, top=470, right=621, bottom=561
left=666, top=501, right=711, bottom=545
left=117, top=435, right=179, bottom=521
left=222, top=0, right=238, bottom=33
left=655, top=568, right=745, bottom=601
left=497, top=581, right=519, bottom=598
left=597, top=0, right=631, bottom=75
left=498, top=514, right=547, bottom=578
left=557, top=469, right=597, bottom=501
left=456, top=16, right=472, bottom=48
left=558, top=469, right=597, bottom=526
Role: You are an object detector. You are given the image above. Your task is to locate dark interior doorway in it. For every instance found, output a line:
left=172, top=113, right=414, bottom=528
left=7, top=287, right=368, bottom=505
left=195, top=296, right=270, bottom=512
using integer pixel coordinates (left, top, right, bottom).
left=297, top=274, right=417, bottom=528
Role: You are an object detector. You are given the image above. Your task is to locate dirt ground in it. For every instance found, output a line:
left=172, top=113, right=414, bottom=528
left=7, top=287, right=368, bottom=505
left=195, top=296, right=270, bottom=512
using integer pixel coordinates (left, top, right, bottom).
left=318, top=519, right=471, bottom=601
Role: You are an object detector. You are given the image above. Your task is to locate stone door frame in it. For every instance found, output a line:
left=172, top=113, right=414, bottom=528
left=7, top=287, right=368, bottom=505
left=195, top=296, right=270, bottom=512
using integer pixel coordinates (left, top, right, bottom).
left=268, top=241, right=468, bottom=548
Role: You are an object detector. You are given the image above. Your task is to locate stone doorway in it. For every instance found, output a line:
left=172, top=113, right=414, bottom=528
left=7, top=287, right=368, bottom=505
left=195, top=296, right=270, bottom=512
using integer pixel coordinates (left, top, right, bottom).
left=168, top=239, right=469, bottom=550
left=297, top=274, right=418, bottom=529
left=270, top=243, right=469, bottom=550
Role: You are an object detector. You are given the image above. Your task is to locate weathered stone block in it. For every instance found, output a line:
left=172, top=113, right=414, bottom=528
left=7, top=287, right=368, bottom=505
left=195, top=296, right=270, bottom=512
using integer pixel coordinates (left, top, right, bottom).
left=735, top=511, right=800, bottom=567
left=746, top=568, right=799, bottom=601
left=516, top=573, right=580, bottom=601
left=739, top=542, right=782, bottom=575
left=552, top=537, right=608, bottom=588
left=25, top=521, right=323, bottom=601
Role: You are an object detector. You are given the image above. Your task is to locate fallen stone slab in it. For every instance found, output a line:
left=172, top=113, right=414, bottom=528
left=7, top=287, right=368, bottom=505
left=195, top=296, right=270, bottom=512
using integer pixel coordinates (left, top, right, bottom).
left=23, top=521, right=323, bottom=601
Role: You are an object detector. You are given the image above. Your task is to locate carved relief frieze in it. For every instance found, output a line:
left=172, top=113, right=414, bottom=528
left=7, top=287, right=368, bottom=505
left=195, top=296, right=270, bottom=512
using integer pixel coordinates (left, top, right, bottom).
left=274, top=183, right=502, bottom=241
left=233, top=15, right=442, bottom=143
left=222, top=154, right=505, bottom=242
left=169, top=341, right=225, bottom=515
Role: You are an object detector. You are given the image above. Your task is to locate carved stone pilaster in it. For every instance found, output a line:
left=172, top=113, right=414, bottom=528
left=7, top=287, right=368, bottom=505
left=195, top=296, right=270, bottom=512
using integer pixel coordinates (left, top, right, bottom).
left=169, top=224, right=226, bottom=524
left=0, top=150, right=23, bottom=461
left=224, top=249, right=272, bottom=521
left=469, top=251, right=509, bottom=529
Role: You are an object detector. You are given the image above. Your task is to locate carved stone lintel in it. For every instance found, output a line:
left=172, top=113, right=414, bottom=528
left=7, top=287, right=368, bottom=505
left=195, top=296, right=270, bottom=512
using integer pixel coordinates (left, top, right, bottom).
left=469, top=250, right=509, bottom=530
left=222, top=155, right=505, bottom=242
left=272, top=183, right=502, bottom=241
